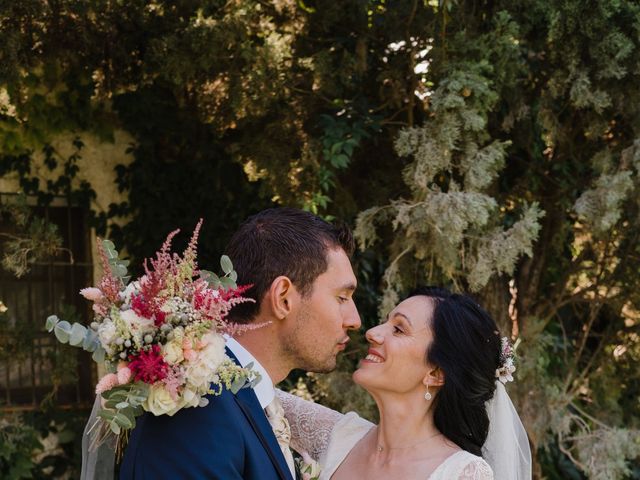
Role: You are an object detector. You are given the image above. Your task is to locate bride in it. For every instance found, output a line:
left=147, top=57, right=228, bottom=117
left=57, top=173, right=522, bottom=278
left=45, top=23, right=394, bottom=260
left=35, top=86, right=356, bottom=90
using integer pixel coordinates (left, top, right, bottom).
left=278, top=286, right=532, bottom=479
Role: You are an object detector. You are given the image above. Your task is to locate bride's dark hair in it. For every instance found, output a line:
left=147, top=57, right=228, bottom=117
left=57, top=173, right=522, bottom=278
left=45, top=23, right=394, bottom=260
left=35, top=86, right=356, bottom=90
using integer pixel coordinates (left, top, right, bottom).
left=408, top=286, right=502, bottom=456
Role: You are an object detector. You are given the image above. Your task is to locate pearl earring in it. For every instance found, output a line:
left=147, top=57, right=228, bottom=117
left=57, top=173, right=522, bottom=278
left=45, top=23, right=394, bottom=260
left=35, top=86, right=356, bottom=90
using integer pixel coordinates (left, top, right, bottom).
left=424, top=384, right=432, bottom=401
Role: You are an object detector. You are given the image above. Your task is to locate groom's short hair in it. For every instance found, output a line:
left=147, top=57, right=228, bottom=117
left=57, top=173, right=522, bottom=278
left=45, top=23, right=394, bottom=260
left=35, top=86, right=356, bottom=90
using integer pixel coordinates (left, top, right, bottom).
left=225, top=207, right=354, bottom=323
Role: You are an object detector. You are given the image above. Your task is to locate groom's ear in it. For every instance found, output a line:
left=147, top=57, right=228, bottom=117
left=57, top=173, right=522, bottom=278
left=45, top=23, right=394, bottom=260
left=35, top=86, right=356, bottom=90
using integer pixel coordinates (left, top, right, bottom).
left=268, top=276, right=297, bottom=320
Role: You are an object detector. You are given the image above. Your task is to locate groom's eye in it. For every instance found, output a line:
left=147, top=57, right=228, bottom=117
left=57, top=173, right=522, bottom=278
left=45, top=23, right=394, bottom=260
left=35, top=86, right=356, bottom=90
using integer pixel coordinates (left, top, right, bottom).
left=338, top=296, right=348, bottom=303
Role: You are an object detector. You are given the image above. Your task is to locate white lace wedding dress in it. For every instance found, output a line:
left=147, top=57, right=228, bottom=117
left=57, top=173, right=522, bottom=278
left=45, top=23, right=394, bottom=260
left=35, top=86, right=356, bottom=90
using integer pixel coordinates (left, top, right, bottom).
left=277, top=391, right=493, bottom=480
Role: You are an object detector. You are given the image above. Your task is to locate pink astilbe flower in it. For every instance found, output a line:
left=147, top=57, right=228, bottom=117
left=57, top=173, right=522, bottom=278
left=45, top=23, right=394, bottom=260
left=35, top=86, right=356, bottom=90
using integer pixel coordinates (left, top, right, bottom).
left=162, top=367, right=185, bottom=400
left=80, top=287, right=103, bottom=302
left=182, top=218, right=203, bottom=272
left=222, top=319, right=272, bottom=337
left=96, top=239, right=123, bottom=303
left=129, top=345, right=169, bottom=384
left=96, top=373, right=119, bottom=394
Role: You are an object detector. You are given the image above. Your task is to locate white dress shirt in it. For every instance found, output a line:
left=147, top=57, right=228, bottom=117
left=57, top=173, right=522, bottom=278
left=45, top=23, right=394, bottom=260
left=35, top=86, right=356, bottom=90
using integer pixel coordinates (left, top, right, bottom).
left=225, top=336, right=274, bottom=409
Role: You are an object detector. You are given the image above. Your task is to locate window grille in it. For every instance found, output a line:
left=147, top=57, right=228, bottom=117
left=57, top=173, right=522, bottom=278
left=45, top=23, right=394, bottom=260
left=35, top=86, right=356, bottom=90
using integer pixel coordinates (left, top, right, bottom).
left=0, top=195, right=95, bottom=409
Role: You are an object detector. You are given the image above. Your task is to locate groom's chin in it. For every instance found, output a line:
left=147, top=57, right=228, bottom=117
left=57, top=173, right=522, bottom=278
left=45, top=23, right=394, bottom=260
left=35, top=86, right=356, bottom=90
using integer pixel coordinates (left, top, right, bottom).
left=303, top=355, right=338, bottom=374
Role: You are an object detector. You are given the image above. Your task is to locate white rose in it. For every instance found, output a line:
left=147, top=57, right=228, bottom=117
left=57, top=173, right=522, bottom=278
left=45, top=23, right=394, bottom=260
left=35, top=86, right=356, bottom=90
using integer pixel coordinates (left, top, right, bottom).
left=145, top=384, right=181, bottom=416
left=185, top=359, right=212, bottom=390
left=120, top=309, right=154, bottom=334
left=163, top=340, right=184, bottom=365
left=199, top=333, right=226, bottom=370
left=97, top=321, right=117, bottom=351
left=180, top=387, right=201, bottom=408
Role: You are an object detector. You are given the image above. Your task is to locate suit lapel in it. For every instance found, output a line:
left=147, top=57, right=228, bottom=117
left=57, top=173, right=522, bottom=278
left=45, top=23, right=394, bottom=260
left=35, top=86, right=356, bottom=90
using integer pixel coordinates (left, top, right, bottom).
left=225, top=347, right=294, bottom=480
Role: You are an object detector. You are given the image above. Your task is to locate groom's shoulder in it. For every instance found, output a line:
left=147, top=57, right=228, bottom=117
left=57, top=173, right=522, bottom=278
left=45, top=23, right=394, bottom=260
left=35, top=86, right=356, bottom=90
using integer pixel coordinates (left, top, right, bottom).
left=134, top=387, right=247, bottom=440
left=120, top=389, right=249, bottom=478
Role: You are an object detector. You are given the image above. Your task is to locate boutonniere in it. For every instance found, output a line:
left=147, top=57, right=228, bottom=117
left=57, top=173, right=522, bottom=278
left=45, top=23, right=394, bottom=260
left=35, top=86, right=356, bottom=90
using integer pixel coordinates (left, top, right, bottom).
left=297, top=450, right=321, bottom=480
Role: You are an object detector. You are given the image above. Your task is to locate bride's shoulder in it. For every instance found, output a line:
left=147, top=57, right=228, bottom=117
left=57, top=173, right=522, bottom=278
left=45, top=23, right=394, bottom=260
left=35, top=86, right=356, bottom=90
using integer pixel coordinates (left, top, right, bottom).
left=450, top=451, right=493, bottom=480
left=333, top=411, right=375, bottom=438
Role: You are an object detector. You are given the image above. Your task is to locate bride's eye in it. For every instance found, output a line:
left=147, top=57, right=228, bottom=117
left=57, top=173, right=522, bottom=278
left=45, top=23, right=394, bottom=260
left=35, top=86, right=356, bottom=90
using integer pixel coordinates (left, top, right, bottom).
left=393, top=325, right=404, bottom=334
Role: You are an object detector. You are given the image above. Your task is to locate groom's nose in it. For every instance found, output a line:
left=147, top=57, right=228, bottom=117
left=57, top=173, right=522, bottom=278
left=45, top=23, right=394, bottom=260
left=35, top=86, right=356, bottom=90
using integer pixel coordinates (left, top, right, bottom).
left=343, top=300, right=361, bottom=331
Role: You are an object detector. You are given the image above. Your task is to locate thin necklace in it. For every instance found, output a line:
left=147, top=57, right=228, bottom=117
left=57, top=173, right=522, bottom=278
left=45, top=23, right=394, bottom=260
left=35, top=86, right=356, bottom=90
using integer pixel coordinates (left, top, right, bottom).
left=376, top=431, right=443, bottom=452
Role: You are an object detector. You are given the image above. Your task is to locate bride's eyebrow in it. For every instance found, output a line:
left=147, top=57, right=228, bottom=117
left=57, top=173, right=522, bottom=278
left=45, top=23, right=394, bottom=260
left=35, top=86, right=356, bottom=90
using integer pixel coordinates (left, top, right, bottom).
left=388, top=312, right=413, bottom=327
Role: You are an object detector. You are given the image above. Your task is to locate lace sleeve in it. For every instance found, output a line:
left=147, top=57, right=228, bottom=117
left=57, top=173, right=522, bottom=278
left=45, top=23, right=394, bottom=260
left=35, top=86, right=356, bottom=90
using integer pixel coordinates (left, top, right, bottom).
left=275, top=389, right=344, bottom=461
left=457, top=458, right=494, bottom=480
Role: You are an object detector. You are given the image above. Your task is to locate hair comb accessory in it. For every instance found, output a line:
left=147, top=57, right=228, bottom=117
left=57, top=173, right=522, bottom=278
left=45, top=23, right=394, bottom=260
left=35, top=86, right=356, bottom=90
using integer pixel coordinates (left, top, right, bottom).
left=495, top=337, right=516, bottom=384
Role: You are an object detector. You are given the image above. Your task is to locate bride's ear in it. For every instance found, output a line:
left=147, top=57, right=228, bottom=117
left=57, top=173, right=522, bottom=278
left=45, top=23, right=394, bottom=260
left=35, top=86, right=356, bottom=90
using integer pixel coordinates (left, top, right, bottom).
left=266, top=276, right=297, bottom=320
left=423, top=366, right=445, bottom=388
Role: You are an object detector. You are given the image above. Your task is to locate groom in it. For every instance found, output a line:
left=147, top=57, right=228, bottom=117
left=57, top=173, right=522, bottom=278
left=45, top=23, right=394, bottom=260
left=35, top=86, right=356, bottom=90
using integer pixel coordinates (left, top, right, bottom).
left=120, top=208, right=361, bottom=479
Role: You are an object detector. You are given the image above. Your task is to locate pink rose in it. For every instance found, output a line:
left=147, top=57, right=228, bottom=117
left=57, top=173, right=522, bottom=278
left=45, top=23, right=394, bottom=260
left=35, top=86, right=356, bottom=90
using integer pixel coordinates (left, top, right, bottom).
left=80, top=287, right=104, bottom=302
left=183, top=349, right=197, bottom=362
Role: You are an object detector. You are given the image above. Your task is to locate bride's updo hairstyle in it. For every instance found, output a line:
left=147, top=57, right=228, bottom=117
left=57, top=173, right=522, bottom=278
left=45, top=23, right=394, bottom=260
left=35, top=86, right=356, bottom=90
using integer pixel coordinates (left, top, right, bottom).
left=408, top=286, right=502, bottom=457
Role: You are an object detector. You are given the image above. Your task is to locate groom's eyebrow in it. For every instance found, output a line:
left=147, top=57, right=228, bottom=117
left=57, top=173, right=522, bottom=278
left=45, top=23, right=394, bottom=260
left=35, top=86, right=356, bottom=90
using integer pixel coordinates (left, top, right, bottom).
left=340, top=282, right=357, bottom=292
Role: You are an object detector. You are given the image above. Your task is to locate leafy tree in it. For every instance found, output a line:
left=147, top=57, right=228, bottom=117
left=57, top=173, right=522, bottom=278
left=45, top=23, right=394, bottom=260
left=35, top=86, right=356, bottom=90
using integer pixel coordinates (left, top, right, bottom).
left=2, top=1, right=640, bottom=477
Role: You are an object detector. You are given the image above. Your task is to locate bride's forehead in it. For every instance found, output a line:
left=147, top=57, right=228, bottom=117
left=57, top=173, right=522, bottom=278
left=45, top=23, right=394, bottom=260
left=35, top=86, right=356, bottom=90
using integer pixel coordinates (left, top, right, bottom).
left=393, top=296, right=434, bottom=317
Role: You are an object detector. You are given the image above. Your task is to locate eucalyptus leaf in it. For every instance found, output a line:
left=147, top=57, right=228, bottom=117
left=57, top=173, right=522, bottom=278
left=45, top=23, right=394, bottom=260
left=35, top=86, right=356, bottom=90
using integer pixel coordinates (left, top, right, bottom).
left=220, top=255, right=233, bottom=275
left=114, top=264, right=128, bottom=277
left=103, top=391, right=128, bottom=402
left=220, top=276, right=236, bottom=290
left=120, top=407, right=136, bottom=424
left=114, top=412, right=134, bottom=429
left=54, top=321, right=71, bottom=343
left=115, top=402, right=129, bottom=410
left=109, top=421, right=121, bottom=435
left=82, top=330, right=97, bottom=351
left=229, top=377, right=247, bottom=394
left=104, top=398, right=122, bottom=409
left=92, top=347, right=105, bottom=363
left=98, top=409, right=116, bottom=421
left=45, top=315, right=59, bottom=332
left=69, top=323, right=87, bottom=346
left=201, top=270, right=221, bottom=288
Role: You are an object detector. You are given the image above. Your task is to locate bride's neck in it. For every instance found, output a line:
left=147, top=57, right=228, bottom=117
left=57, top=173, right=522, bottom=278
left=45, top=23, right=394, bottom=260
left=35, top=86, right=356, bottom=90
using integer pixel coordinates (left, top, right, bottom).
left=372, top=391, right=440, bottom=452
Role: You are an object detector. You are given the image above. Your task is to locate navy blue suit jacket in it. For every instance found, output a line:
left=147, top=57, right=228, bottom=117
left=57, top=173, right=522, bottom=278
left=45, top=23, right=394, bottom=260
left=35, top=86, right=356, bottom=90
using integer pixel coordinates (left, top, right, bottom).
left=119, top=349, right=293, bottom=480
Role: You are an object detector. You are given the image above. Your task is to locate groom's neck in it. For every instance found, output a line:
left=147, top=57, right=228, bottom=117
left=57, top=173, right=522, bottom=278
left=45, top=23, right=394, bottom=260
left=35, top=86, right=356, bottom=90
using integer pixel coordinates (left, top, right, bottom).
left=234, top=326, right=290, bottom=385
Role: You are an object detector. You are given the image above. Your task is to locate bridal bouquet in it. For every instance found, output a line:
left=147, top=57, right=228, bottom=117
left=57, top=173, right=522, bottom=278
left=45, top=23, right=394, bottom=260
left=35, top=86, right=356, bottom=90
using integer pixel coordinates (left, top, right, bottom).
left=45, top=220, right=258, bottom=441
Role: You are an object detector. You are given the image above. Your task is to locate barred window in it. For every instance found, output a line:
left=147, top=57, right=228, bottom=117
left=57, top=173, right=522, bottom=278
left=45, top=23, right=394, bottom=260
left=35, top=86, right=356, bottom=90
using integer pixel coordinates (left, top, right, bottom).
left=0, top=195, right=95, bottom=409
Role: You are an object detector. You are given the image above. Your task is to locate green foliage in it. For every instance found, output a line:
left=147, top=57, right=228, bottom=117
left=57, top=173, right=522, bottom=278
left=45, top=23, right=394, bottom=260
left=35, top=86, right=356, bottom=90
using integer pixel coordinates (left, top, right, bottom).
left=0, top=194, right=63, bottom=277
left=0, top=415, right=41, bottom=480
left=99, top=384, right=149, bottom=435
left=0, top=408, right=85, bottom=480
left=201, top=255, right=239, bottom=290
